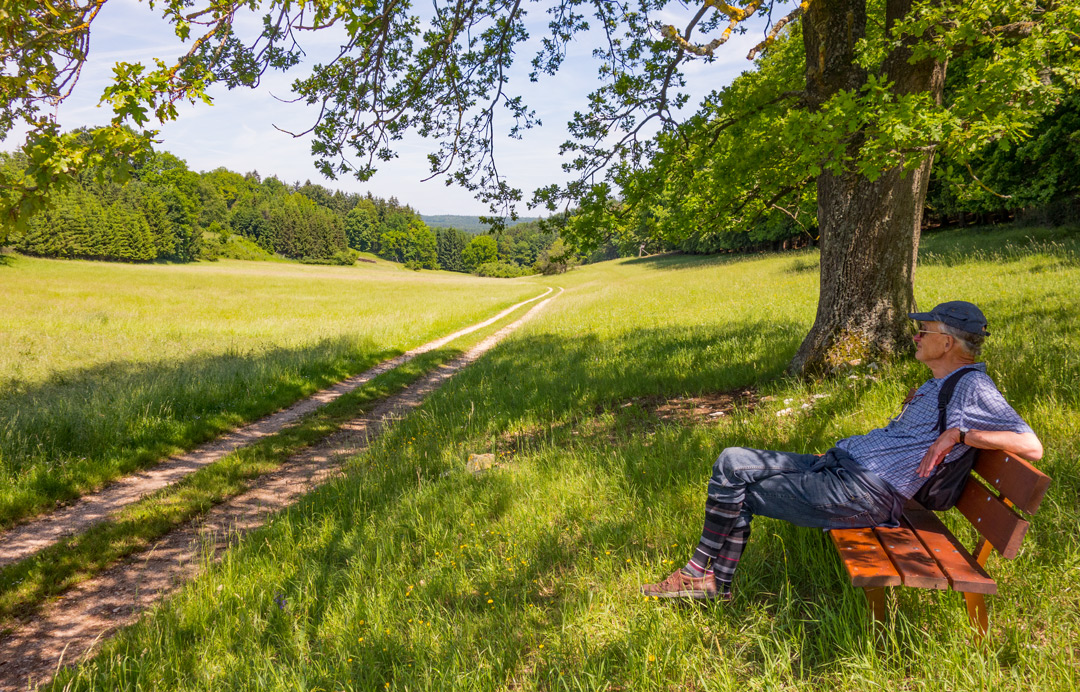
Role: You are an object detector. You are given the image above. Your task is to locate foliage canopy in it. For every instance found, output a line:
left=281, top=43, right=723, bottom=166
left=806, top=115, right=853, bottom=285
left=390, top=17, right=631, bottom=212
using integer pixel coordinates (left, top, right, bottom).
left=2, top=0, right=1075, bottom=227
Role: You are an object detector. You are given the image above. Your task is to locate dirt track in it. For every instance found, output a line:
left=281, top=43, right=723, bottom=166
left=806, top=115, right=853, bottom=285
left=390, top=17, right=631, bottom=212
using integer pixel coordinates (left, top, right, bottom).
left=0, top=288, right=552, bottom=570
left=0, top=289, right=557, bottom=691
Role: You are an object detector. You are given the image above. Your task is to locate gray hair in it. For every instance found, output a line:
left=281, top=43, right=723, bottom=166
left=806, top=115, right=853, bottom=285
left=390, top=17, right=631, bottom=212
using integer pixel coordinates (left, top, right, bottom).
left=940, top=323, right=985, bottom=357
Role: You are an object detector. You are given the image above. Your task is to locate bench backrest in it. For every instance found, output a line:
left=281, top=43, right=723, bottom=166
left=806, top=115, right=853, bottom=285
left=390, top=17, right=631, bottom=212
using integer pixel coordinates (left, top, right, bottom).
left=953, top=449, right=1051, bottom=560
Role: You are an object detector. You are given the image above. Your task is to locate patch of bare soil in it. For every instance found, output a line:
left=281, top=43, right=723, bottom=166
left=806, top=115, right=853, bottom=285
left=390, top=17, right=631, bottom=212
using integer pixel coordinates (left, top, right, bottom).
left=0, top=289, right=552, bottom=570
left=643, top=388, right=760, bottom=422
left=0, top=290, right=557, bottom=691
left=489, top=387, right=761, bottom=456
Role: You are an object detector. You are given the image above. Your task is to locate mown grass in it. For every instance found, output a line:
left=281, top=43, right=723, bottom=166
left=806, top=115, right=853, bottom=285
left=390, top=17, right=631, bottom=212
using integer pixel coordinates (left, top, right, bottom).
left=46, top=225, right=1080, bottom=691
left=0, top=256, right=540, bottom=529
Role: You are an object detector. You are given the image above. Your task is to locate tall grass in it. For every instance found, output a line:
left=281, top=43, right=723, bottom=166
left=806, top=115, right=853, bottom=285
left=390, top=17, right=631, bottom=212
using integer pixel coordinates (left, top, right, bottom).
left=45, top=226, right=1080, bottom=691
left=0, top=256, right=540, bottom=528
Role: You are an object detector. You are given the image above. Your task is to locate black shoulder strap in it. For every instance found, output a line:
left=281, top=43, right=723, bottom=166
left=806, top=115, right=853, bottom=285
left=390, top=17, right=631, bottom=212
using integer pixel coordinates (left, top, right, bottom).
left=937, top=367, right=978, bottom=433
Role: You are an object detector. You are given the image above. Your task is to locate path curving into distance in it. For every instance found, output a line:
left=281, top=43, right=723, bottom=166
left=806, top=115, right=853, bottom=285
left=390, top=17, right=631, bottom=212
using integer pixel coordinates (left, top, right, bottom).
left=0, top=288, right=559, bottom=691
left=0, top=288, right=553, bottom=570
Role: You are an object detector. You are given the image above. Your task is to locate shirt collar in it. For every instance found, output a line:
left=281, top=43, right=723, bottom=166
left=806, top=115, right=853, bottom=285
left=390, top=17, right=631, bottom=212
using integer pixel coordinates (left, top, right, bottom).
left=933, top=361, right=986, bottom=380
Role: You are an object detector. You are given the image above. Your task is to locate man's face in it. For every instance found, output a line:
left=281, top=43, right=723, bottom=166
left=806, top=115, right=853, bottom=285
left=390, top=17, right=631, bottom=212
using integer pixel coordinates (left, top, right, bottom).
left=913, top=320, right=951, bottom=364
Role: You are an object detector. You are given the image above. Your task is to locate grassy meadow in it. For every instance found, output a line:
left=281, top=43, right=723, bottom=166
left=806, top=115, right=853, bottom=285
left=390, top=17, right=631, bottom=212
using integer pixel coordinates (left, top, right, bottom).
left=0, top=295, right=544, bottom=627
left=32, top=224, right=1080, bottom=691
left=0, top=257, right=541, bottom=528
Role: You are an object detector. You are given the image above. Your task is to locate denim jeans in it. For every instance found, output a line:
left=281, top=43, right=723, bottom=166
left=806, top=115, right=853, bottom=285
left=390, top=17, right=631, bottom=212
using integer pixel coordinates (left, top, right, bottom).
left=710, top=446, right=900, bottom=531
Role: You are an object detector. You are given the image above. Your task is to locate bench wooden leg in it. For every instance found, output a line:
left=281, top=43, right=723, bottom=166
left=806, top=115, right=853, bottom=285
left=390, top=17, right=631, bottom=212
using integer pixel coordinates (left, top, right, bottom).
left=964, top=592, right=989, bottom=640
left=966, top=537, right=991, bottom=641
left=864, top=587, right=886, bottom=621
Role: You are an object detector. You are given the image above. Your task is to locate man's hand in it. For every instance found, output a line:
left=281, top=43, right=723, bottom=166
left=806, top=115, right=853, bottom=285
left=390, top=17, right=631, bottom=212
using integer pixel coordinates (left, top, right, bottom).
left=918, top=428, right=962, bottom=477
left=918, top=428, right=1045, bottom=477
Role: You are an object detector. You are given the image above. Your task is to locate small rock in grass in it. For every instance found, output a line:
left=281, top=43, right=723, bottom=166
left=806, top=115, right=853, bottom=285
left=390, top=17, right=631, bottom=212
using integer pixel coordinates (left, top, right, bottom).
left=467, top=453, right=496, bottom=474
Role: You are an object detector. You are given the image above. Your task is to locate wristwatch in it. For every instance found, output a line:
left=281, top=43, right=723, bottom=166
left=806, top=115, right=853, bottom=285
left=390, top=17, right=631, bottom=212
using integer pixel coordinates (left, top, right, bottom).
left=958, top=427, right=969, bottom=445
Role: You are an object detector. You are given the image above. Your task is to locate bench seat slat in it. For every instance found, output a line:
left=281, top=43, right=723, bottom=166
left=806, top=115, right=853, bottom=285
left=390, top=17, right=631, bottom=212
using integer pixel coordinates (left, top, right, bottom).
left=873, top=525, right=949, bottom=590
left=903, top=506, right=997, bottom=595
left=829, top=528, right=901, bottom=588
left=954, top=478, right=1030, bottom=559
left=973, top=450, right=1051, bottom=516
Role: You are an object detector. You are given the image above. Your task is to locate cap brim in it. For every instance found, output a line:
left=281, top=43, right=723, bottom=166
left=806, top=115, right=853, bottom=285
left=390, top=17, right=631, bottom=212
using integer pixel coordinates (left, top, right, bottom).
left=908, top=312, right=935, bottom=321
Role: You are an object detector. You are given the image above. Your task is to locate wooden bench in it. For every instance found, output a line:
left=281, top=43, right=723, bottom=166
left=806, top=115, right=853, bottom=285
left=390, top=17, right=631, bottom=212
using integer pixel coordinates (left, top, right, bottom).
left=828, top=449, right=1051, bottom=638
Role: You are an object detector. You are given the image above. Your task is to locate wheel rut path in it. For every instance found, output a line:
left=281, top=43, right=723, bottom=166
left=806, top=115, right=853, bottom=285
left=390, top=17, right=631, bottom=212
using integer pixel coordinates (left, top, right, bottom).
left=0, top=289, right=557, bottom=691
left=0, top=288, right=552, bottom=570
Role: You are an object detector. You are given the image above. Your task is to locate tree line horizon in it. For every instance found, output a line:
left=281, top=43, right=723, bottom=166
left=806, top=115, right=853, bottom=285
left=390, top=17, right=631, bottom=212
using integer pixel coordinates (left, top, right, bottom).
left=0, top=140, right=586, bottom=276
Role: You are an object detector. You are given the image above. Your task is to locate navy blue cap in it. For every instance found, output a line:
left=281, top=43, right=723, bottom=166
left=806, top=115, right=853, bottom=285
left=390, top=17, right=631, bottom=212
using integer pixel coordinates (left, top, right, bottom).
left=909, top=301, right=990, bottom=336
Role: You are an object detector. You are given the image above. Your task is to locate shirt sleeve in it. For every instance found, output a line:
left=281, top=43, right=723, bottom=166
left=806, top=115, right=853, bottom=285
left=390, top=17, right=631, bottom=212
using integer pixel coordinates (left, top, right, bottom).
left=947, top=372, right=1034, bottom=435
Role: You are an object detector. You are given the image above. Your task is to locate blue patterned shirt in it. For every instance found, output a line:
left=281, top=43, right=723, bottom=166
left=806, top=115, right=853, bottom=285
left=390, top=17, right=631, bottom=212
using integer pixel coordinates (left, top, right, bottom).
left=835, top=363, right=1033, bottom=499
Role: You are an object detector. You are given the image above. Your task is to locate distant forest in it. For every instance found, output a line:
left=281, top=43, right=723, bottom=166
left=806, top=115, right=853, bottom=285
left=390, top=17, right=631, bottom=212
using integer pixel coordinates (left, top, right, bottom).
left=0, top=135, right=575, bottom=275
left=422, top=215, right=540, bottom=234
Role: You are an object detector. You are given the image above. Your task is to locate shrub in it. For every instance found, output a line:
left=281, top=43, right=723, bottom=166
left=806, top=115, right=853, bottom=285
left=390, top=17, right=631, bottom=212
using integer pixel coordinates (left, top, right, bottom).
left=198, top=231, right=223, bottom=261
left=218, top=234, right=277, bottom=261
left=474, top=260, right=533, bottom=278
left=533, top=238, right=578, bottom=275
left=300, top=249, right=360, bottom=266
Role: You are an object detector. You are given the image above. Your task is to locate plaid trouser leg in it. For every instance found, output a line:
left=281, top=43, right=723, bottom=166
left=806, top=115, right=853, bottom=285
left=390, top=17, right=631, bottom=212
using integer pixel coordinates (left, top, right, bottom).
left=688, top=497, right=742, bottom=575
left=709, top=519, right=750, bottom=590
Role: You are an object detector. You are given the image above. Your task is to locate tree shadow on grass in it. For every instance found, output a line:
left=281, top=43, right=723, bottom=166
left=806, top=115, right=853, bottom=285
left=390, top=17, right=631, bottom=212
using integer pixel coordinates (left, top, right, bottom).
left=460, top=318, right=806, bottom=429
left=0, top=335, right=390, bottom=529
left=620, top=250, right=806, bottom=273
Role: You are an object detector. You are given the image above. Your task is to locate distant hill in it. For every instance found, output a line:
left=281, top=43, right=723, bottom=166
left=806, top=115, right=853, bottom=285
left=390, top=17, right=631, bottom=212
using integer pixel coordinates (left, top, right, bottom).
left=421, top=214, right=541, bottom=234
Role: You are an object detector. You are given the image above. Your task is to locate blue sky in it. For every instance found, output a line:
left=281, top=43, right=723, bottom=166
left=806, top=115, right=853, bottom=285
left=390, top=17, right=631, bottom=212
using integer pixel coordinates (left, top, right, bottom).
left=6, top=0, right=772, bottom=215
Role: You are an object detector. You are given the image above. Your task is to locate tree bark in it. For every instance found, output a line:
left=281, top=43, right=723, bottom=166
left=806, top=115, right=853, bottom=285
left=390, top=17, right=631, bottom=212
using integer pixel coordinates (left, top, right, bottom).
left=789, top=0, right=948, bottom=376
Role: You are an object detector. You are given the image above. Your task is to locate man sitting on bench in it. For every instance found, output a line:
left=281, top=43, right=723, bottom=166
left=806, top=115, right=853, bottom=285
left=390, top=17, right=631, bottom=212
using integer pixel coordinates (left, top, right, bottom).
left=641, top=300, right=1044, bottom=601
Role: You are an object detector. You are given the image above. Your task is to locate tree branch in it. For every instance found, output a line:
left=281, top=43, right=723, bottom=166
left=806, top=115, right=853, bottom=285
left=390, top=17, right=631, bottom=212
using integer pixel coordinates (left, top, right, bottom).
left=661, top=0, right=767, bottom=57
left=748, top=1, right=807, bottom=60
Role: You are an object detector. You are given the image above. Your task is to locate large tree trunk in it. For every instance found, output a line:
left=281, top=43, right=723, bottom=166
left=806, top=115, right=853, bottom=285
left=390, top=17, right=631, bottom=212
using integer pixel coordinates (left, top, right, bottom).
left=789, top=0, right=948, bottom=376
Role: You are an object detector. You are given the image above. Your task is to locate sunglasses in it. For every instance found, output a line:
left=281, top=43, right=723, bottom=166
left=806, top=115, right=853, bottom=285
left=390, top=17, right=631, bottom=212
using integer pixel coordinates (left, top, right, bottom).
left=915, top=322, right=950, bottom=337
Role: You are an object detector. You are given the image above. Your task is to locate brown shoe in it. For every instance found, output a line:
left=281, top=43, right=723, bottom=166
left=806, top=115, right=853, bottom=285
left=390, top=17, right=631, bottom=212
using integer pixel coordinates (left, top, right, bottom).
left=641, top=569, right=719, bottom=601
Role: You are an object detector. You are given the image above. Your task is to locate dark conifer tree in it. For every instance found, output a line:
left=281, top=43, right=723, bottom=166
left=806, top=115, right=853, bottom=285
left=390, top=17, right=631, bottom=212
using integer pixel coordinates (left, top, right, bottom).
left=435, top=227, right=469, bottom=272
